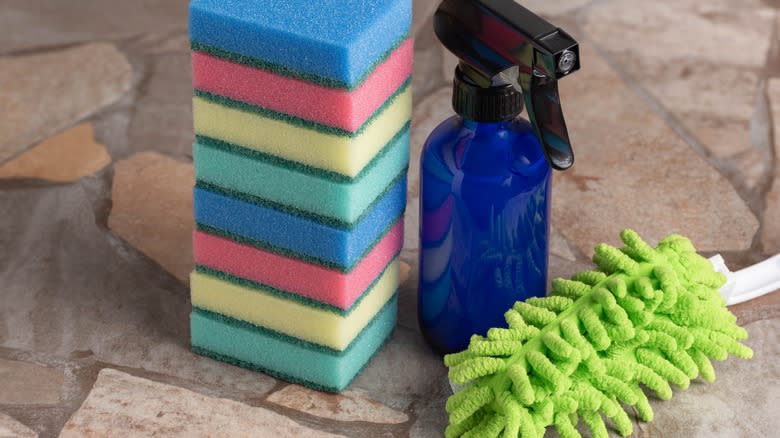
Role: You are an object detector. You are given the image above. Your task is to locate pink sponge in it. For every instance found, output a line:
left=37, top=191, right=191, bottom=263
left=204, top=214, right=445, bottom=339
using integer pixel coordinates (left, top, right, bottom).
left=192, top=39, right=413, bottom=133
left=193, top=220, right=403, bottom=310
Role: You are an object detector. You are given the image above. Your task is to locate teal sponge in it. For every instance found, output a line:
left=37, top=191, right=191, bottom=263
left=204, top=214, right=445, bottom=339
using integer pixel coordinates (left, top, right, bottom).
left=191, top=296, right=398, bottom=392
left=194, top=125, right=409, bottom=225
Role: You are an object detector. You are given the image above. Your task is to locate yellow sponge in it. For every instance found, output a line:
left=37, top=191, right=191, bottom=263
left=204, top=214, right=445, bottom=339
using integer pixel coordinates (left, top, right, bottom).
left=190, top=260, right=400, bottom=351
left=192, top=87, right=412, bottom=178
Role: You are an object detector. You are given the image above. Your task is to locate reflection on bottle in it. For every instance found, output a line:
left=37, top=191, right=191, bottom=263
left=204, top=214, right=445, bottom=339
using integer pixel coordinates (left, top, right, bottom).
left=418, top=116, right=551, bottom=355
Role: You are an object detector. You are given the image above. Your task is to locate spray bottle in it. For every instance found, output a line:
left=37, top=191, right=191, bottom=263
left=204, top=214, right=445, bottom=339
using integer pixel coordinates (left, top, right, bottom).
left=418, top=0, right=580, bottom=354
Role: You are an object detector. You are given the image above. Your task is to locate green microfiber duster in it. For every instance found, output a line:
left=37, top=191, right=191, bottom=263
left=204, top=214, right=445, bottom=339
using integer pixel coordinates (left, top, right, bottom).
left=443, top=229, right=753, bottom=438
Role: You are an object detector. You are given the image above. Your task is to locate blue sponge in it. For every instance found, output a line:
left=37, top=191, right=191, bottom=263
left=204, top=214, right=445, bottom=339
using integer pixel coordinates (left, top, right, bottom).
left=194, top=176, right=407, bottom=271
left=189, top=0, right=412, bottom=87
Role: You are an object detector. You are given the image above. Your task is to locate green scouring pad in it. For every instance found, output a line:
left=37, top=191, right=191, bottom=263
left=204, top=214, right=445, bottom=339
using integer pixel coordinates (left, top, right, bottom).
left=443, top=229, right=753, bottom=438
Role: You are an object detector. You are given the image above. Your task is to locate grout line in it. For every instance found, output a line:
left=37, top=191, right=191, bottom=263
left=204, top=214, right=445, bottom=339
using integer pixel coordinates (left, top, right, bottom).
left=750, top=12, right=780, bottom=253
left=751, top=81, right=776, bottom=206
left=0, top=40, right=91, bottom=58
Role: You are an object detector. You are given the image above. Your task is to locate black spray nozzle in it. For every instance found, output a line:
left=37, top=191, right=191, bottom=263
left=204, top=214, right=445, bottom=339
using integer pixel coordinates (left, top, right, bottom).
left=434, top=0, right=580, bottom=170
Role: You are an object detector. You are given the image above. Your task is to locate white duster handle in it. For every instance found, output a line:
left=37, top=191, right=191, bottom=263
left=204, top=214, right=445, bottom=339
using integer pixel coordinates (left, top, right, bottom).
left=710, top=254, right=780, bottom=306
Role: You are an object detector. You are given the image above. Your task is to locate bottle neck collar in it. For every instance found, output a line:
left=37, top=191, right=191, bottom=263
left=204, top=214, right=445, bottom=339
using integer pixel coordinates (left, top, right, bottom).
left=452, top=66, right=524, bottom=123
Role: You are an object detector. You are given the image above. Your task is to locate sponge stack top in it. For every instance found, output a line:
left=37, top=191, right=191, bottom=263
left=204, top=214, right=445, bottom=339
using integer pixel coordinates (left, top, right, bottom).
left=189, top=0, right=412, bottom=88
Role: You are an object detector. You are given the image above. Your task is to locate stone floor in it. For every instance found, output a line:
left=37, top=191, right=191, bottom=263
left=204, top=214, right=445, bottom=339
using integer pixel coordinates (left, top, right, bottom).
left=0, top=1, right=778, bottom=437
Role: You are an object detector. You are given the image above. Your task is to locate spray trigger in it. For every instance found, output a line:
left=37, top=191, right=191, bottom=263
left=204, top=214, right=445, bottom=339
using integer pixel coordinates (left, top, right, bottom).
left=435, top=0, right=580, bottom=170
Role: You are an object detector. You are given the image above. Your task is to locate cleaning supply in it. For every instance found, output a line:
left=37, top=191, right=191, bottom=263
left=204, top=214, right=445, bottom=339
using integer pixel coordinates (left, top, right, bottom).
left=191, top=259, right=400, bottom=351
left=419, top=0, right=580, bottom=354
left=193, top=176, right=406, bottom=269
left=191, top=296, right=398, bottom=393
left=711, top=253, right=780, bottom=305
left=443, top=230, right=753, bottom=438
left=192, top=38, right=413, bottom=132
left=188, top=0, right=412, bottom=392
left=189, top=0, right=410, bottom=87
left=193, top=126, right=409, bottom=225
left=192, top=82, right=412, bottom=177
left=193, top=221, right=403, bottom=310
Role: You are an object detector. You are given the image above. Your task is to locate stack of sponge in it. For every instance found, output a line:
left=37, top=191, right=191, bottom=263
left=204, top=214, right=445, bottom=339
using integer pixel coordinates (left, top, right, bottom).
left=188, top=0, right=412, bottom=392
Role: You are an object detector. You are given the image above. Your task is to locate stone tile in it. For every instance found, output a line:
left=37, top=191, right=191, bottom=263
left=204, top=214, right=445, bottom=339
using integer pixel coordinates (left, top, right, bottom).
left=741, top=77, right=776, bottom=191
left=730, top=291, right=780, bottom=327
left=552, top=44, right=758, bottom=255
left=60, top=369, right=344, bottom=438
left=440, top=47, right=459, bottom=85
left=0, top=1, right=189, bottom=55
left=763, top=210, right=779, bottom=244
left=412, top=0, right=440, bottom=37
left=108, top=152, right=194, bottom=284
left=732, top=146, right=771, bottom=192
left=582, top=0, right=775, bottom=188
left=126, top=53, right=194, bottom=160
left=90, top=93, right=134, bottom=161
left=409, top=394, right=450, bottom=438
left=130, top=33, right=190, bottom=56
left=761, top=79, right=780, bottom=254
left=0, top=358, right=63, bottom=405
left=0, top=413, right=36, bottom=438
left=0, top=179, right=276, bottom=398
left=267, top=385, right=409, bottom=424
left=0, top=43, right=131, bottom=165
left=550, top=225, right=579, bottom=262
left=584, top=0, right=774, bottom=69
left=633, top=318, right=780, bottom=438
left=400, top=261, right=412, bottom=286
left=404, top=204, right=420, bottom=253
left=352, top=326, right=448, bottom=402
left=397, top=251, right=421, bottom=331
left=413, top=15, right=448, bottom=104
left=521, top=0, right=591, bottom=17
left=0, top=123, right=110, bottom=182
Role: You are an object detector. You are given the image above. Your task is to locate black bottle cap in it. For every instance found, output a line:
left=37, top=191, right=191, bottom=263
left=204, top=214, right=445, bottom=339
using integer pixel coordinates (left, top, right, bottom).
left=452, top=66, right=523, bottom=123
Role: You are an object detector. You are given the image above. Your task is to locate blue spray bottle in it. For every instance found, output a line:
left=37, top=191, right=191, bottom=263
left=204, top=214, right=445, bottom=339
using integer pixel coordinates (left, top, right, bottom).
left=418, top=0, right=580, bottom=354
